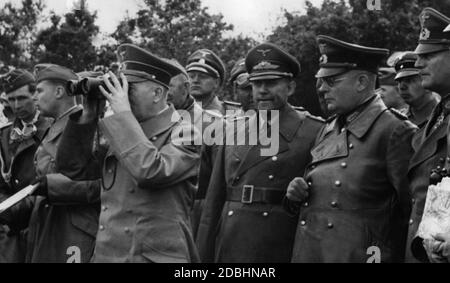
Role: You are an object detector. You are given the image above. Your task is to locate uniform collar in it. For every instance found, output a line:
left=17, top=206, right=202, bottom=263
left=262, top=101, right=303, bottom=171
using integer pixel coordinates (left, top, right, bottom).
left=140, top=104, right=179, bottom=139
left=326, top=95, right=386, bottom=139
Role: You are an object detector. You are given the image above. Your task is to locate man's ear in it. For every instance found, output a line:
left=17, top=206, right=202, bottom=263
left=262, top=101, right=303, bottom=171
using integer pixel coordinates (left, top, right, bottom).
left=55, top=85, right=66, bottom=99
left=153, top=87, right=165, bottom=103
left=287, top=79, right=296, bottom=97
left=356, top=73, right=371, bottom=92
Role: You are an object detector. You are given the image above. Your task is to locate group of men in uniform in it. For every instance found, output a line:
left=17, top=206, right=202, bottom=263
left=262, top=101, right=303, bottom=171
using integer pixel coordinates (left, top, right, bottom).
left=0, top=6, right=450, bottom=263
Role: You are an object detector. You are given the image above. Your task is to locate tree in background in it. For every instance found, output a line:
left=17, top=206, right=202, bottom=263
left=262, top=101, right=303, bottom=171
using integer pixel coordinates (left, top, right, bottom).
left=0, top=0, right=44, bottom=70
left=268, top=0, right=450, bottom=117
left=110, top=0, right=255, bottom=99
left=32, top=0, right=99, bottom=71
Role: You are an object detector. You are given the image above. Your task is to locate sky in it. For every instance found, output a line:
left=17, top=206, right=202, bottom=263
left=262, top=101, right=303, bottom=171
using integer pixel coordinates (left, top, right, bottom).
left=0, top=0, right=325, bottom=38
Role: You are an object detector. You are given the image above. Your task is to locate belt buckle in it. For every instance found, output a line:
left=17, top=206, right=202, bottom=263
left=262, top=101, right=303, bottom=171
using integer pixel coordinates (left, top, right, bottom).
left=241, top=185, right=254, bottom=204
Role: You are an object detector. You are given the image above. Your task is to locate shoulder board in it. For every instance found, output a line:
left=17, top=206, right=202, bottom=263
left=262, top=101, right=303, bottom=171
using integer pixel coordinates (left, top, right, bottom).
left=0, top=121, right=12, bottom=130
left=326, top=114, right=337, bottom=123
left=223, top=100, right=242, bottom=109
left=305, top=113, right=325, bottom=123
left=292, top=106, right=306, bottom=112
left=389, top=108, right=408, bottom=120
left=225, top=115, right=248, bottom=122
left=203, top=109, right=223, bottom=118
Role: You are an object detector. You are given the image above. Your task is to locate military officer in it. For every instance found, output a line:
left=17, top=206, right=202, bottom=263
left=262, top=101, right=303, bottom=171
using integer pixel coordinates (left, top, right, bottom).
left=377, top=67, right=409, bottom=114
left=167, top=60, right=223, bottom=238
left=407, top=8, right=450, bottom=263
left=22, top=64, right=101, bottom=263
left=196, top=43, right=324, bottom=263
left=0, top=69, right=52, bottom=262
left=229, top=58, right=254, bottom=112
left=285, top=35, right=417, bottom=263
left=55, top=44, right=201, bottom=263
left=394, top=52, right=440, bottom=151
left=186, top=49, right=241, bottom=115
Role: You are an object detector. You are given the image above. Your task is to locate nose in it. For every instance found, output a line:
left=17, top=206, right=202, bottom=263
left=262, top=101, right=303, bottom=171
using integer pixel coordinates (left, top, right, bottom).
left=415, top=56, right=425, bottom=68
left=318, top=80, right=328, bottom=93
left=190, top=74, right=199, bottom=83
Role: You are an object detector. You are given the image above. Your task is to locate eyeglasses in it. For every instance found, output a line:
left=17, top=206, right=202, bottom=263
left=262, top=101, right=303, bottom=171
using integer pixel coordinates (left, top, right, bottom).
left=318, top=76, right=347, bottom=88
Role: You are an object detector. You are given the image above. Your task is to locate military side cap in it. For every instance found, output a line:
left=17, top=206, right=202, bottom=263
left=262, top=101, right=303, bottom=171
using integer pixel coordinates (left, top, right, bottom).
left=245, top=42, right=300, bottom=81
left=415, top=8, right=450, bottom=55
left=230, top=58, right=247, bottom=83
left=1, top=69, right=35, bottom=94
left=394, top=52, right=420, bottom=80
left=77, top=71, right=104, bottom=79
left=186, top=49, right=226, bottom=85
left=34, top=64, right=78, bottom=83
left=378, top=67, right=397, bottom=86
left=316, top=35, right=389, bottom=78
left=117, top=44, right=182, bottom=88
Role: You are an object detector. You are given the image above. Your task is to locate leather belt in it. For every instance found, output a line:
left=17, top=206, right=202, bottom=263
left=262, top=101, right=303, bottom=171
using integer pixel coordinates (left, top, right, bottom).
left=227, top=185, right=285, bottom=204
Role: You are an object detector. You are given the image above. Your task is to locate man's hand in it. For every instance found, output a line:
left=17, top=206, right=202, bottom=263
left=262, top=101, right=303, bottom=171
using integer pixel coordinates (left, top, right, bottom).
left=433, top=233, right=450, bottom=262
left=423, top=238, right=447, bottom=263
left=99, top=72, right=131, bottom=114
left=286, top=177, right=310, bottom=203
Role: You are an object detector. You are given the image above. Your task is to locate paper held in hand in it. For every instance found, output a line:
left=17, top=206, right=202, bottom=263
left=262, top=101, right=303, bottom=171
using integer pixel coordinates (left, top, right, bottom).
left=417, top=177, right=450, bottom=240
left=0, top=184, right=39, bottom=214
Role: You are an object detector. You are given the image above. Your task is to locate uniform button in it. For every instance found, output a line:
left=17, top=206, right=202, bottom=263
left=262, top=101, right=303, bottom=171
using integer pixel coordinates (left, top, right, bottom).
left=272, top=156, right=278, bottom=162
left=303, top=202, right=309, bottom=207
left=300, top=220, right=306, bottom=226
left=263, top=212, right=269, bottom=217
left=50, top=158, right=55, bottom=163
left=412, top=198, right=416, bottom=204
left=308, top=182, right=312, bottom=187
left=437, top=166, right=442, bottom=170
left=447, top=157, right=450, bottom=162
left=409, top=219, right=414, bottom=225
left=124, top=227, right=130, bottom=233
left=44, top=204, right=50, bottom=209
left=331, top=201, right=338, bottom=208
left=268, top=175, right=274, bottom=180
left=440, top=158, right=445, bottom=163
left=15, top=179, right=19, bottom=185
left=335, top=181, right=342, bottom=187
left=228, top=211, right=234, bottom=217
left=99, top=225, right=105, bottom=231
left=235, top=176, right=240, bottom=181
left=107, top=169, right=113, bottom=174
left=327, top=223, right=334, bottom=229
left=349, top=144, right=354, bottom=149
left=102, top=206, right=108, bottom=212
left=341, top=128, right=346, bottom=133
left=341, top=162, right=347, bottom=168
left=311, top=165, right=316, bottom=170
left=151, top=137, right=157, bottom=141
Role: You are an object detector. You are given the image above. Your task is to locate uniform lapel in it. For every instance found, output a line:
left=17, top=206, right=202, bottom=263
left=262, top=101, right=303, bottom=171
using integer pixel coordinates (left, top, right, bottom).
left=409, top=114, right=450, bottom=170
left=234, top=105, right=300, bottom=176
left=310, top=96, right=385, bottom=164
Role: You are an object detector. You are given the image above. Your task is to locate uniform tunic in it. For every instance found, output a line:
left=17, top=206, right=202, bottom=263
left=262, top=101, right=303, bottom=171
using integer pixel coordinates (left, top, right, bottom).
left=197, top=104, right=323, bottom=263
left=291, top=96, right=416, bottom=263
left=56, top=106, right=201, bottom=263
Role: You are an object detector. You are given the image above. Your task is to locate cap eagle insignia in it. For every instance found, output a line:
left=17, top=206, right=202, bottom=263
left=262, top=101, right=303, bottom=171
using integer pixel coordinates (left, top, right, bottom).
left=256, top=49, right=272, bottom=57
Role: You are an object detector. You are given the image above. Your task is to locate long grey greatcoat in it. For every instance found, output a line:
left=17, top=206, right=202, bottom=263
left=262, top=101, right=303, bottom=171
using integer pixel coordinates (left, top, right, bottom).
left=196, top=104, right=324, bottom=263
left=56, top=106, right=201, bottom=263
left=26, top=106, right=101, bottom=263
left=406, top=97, right=450, bottom=263
left=291, top=96, right=417, bottom=263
